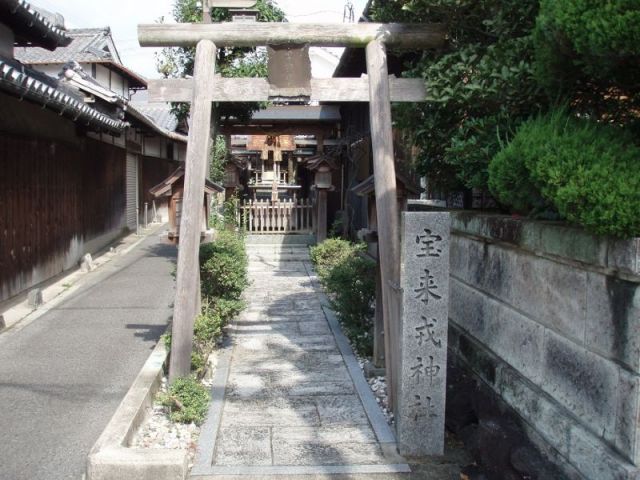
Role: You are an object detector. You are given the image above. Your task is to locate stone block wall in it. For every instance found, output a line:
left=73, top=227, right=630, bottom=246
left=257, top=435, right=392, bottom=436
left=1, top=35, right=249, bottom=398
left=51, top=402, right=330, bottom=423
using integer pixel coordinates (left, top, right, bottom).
left=446, top=212, right=640, bottom=480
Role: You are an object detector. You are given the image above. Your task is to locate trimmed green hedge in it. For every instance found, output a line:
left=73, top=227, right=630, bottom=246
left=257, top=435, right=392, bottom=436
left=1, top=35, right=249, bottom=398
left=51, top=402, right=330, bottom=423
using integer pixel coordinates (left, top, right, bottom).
left=489, top=110, right=640, bottom=238
left=200, top=230, right=248, bottom=302
left=309, top=238, right=365, bottom=279
left=310, top=239, right=376, bottom=357
left=164, top=231, right=248, bottom=378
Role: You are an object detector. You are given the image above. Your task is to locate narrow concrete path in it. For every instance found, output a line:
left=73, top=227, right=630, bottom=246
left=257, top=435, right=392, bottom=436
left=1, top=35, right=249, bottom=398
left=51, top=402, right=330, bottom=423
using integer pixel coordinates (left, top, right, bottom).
left=0, top=231, right=176, bottom=480
left=191, top=237, right=409, bottom=479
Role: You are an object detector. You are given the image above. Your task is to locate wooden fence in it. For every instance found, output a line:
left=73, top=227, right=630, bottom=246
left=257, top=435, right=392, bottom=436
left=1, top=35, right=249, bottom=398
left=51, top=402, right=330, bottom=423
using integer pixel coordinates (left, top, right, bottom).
left=239, top=199, right=313, bottom=234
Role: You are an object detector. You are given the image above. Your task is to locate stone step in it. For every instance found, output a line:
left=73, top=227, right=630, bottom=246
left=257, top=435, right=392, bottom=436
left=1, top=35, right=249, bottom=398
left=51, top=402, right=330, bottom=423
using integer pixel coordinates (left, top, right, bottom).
left=190, top=466, right=412, bottom=479
left=248, top=253, right=311, bottom=262
left=247, top=250, right=309, bottom=259
left=246, top=246, right=310, bottom=255
left=245, top=234, right=316, bottom=246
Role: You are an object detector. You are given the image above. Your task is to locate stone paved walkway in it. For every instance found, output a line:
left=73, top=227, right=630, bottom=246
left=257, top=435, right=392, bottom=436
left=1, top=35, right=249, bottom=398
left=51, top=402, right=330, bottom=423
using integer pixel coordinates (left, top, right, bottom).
left=191, top=237, right=410, bottom=478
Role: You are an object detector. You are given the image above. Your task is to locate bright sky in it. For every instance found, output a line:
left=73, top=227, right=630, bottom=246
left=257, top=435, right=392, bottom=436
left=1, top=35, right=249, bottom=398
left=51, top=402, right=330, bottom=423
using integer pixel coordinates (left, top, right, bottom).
left=27, top=0, right=369, bottom=79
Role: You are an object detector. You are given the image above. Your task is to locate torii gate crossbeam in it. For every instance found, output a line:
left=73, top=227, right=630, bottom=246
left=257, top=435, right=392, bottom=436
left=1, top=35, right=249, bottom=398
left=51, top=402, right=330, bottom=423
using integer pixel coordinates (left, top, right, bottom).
left=139, top=23, right=445, bottom=418
left=138, top=22, right=446, bottom=48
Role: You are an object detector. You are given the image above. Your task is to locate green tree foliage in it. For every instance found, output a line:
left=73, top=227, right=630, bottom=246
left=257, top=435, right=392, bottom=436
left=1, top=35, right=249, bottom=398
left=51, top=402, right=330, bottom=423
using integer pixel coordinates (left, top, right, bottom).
left=156, top=0, right=286, bottom=122
left=209, top=135, right=227, bottom=183
left=371, top=0, right=544, bottom=192
left=376, top=0, right=639, bottom=237
left=489, top=110, right=640, bottom=238
left=533, top=0, right=640, bottom=125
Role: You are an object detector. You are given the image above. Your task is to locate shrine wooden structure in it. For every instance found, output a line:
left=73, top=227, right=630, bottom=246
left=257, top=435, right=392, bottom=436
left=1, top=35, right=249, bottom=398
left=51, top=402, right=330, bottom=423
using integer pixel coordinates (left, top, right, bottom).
left=137, top=19, right=445, bottom=412
left=149, top=166, right=223, bottom=243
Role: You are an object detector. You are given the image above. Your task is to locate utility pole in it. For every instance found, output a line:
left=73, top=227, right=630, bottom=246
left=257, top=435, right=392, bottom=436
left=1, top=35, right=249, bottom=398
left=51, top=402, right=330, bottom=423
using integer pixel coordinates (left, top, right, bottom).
left=343, top=0, right=355, bottom=23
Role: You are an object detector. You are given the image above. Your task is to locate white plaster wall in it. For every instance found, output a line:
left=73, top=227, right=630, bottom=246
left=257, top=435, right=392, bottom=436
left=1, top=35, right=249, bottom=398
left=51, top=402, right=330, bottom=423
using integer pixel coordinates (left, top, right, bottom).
left=95, top=64, right=110, bottom=90
left=309, top=48, right=340, bottom=78
left=32, top=64, right=62, bottom=79
left=111, top=73, right=124, bottom=98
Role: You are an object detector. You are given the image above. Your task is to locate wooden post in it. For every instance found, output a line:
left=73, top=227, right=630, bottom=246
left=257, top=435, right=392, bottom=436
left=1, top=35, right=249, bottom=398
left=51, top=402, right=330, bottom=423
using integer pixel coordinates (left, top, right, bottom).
left=373, top=259, right=385, bottom=369
left=366, top=39, right=401, bottom=410
left=311, top=193, right=318, bottom=235
left=317, top=189, right=328, bottom=242
left=314, top=136, right=324, bottom=240
left=169, top=40, right=218, bottom=382
left=288, top=156, right=294, bottom=185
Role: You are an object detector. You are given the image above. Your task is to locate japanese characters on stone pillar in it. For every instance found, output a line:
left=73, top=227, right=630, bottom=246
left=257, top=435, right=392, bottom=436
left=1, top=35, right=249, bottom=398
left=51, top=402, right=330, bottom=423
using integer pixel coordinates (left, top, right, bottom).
left=397, top=211, right=450, bottom=457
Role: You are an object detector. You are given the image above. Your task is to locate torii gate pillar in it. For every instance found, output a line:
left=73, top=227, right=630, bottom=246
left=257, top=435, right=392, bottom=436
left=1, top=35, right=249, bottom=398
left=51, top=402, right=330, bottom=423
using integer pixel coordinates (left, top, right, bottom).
left=366, top=39, right=401, bottom=409
left=169, top=40, right=217, bottom=381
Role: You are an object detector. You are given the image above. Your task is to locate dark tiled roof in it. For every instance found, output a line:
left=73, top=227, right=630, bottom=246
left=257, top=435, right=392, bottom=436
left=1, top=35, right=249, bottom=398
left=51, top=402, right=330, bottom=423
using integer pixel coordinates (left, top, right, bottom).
left=130, top=102, right=179, bottom=133
left=15, top=27, right=117, bottom=64
left=126, top=103, right=187, bottom=144
left=305, top=153, right=338, bottom=171
left=351, top=173, right=420, bottom=197
left=14, top=28, right=147, bottom=88
left=150, top=166, right=223, bottom=197
left=250, top=106, right=341, bottom=123
left=0, top=56, right=128, bottom=134
left=0, top=0, right=71, bottom=50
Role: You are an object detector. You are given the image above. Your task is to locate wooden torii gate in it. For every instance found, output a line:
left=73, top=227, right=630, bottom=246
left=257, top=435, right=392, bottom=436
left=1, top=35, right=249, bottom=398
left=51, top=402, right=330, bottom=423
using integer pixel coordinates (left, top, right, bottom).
left=138, top=14, right=446, bottom=406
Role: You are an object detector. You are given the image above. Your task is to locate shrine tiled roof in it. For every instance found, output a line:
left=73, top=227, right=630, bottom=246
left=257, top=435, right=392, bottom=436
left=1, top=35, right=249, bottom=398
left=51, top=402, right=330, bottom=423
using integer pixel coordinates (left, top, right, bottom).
left=351, top=172, right=420, bottom=197
left=250, top=106, right=341, bottom=123
left=150, top=166, right=223, bottom=198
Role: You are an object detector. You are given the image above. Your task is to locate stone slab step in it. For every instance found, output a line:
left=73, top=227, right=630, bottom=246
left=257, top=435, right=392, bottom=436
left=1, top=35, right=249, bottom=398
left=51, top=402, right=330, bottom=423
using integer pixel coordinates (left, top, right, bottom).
left=190, top=464, right=412, bottom=479
left=245, top=234, right=316, bottom=246
left=247, top=252, right=311, bottom=259
left=248, top=254, right=311, bottom=262
left=246, top=245, right=310, bottom=254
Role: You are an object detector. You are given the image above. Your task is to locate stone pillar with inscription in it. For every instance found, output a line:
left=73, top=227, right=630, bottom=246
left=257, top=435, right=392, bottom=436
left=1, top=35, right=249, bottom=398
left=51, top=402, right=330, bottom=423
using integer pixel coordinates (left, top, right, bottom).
left=397, top=211, right=450, bottom=457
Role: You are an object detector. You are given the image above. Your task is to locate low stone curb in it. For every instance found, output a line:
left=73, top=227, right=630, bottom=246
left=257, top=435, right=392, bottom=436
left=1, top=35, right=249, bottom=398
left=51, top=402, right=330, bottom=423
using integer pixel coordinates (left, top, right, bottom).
left=87, top=339, right=189, bottom=480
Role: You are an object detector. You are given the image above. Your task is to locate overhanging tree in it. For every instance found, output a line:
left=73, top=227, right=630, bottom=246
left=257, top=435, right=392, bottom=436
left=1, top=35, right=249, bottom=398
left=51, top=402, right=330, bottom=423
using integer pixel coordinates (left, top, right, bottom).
left=533, top=0, right=640, bottom=128
left=371, top=0, right=544, bottom=194
left=372, top=0, right=640, bottom=198
left=156, top=0, right=286, bottom=123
